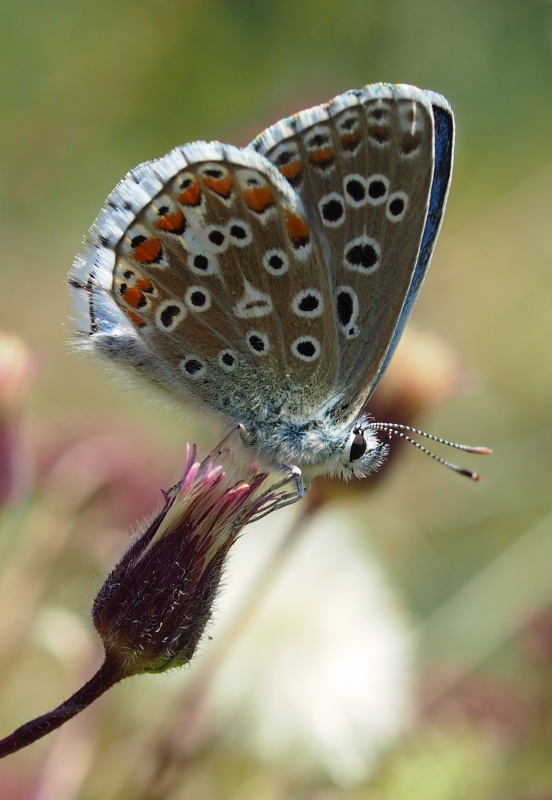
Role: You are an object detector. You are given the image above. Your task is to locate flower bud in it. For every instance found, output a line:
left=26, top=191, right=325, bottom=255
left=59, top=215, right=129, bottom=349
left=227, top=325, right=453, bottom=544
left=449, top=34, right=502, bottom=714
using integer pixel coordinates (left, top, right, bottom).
left=93, top=436, right=295, bottom=676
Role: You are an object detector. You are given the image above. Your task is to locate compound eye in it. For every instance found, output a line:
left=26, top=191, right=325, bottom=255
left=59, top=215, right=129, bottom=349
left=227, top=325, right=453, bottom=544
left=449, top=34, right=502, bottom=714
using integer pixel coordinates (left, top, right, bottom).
left=349, top=429, right=367, bottom=462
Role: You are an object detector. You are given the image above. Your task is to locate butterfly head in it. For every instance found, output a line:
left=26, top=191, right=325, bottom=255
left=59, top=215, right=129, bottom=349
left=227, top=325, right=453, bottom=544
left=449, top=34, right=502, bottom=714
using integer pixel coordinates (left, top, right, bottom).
left=247, top=414, right=389, bottom=482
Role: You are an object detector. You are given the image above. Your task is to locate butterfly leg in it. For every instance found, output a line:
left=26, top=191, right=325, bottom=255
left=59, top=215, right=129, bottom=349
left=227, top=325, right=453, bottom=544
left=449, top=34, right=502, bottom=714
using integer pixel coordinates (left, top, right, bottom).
left=247, top=465, right=305, bottom=524
left=215, top=424, right=304, bottom=493
left=211, top=424, right=305, bottom=522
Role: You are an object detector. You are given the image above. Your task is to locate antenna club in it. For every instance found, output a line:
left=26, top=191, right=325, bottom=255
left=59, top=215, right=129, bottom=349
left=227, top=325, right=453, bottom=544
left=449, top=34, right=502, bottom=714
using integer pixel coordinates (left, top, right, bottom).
left=461, top=470, right=481, bottom=482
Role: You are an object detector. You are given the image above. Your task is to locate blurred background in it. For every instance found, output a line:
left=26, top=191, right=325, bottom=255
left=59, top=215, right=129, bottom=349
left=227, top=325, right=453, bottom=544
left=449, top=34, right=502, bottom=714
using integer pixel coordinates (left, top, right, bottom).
left=0, top=0, right=551, bottom=798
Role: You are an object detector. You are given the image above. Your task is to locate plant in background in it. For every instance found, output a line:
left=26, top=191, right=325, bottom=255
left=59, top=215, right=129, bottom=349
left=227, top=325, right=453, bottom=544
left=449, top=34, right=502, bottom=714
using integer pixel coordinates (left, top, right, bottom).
left=0, top=431, right=297, bottom=758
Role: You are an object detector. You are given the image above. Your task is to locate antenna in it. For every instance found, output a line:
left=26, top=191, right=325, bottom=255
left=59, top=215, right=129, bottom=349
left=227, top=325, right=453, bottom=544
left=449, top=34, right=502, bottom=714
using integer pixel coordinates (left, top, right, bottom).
left=369, top=421, right=492, bottom=482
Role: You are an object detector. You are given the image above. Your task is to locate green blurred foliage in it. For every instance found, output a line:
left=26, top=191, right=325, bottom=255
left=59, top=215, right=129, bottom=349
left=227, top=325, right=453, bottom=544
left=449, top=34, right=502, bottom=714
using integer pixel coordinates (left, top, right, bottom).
left=0, top=0, right=551, bottom=796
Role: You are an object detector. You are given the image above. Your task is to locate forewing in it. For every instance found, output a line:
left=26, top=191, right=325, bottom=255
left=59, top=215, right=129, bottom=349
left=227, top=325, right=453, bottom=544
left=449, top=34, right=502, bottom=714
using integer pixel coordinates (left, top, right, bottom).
left=370, top=91, right=454, bottom=392
left=252, top=83, right=437, bottom=422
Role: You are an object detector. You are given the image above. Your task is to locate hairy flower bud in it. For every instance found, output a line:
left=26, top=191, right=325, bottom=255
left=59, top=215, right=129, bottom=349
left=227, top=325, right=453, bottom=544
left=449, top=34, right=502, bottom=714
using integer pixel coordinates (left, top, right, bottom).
left=93, top=435, right=296, bottom=675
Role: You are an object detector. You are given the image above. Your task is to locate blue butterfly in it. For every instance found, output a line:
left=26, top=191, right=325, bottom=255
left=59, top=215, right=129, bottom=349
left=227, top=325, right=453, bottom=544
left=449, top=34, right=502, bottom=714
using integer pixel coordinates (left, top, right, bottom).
left=70, top=83, right=487, bottom=493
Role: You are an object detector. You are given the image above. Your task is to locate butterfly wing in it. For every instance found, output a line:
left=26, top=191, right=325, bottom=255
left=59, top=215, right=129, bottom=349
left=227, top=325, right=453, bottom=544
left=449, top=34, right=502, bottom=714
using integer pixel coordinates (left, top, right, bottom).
left=70, top=143, right=339, bottom=425
left=369, top=90, right=455, bottom=393
left=252, top=83, right=449, bottom=423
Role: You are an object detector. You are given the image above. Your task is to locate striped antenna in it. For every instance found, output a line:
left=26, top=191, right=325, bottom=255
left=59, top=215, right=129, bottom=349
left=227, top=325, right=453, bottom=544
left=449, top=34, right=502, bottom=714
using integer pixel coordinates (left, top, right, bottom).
left=369, top=422, right=492, bottom=482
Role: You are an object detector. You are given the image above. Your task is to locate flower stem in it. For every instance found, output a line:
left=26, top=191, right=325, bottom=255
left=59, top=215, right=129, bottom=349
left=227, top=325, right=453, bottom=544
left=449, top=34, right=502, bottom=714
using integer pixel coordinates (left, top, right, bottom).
left=0, top=655, right=124, bottom=758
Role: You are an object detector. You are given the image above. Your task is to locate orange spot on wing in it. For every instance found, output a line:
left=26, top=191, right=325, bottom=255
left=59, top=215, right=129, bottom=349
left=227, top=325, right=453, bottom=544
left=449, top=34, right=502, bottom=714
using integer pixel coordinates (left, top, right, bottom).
left=203, top=176, right=232, bottom=198
left=132, top=237, right=162, bottom=264
left=136, top=276, right=155, bottom=294
left=243, top=185, right=275, bottom=213
left=368, top=125, right=390, bottom=142
left=126, top=309, right=146, bottom=328
left=285, top=211, right=310, bottom=247
left=308, top=147, right=334, bottom=164
left=154, top=209, right=186, bottom=234
left=121, top=286, right=146, bottom=309
left=278, top=160, right=302, bottom=181
left=340, top=131, right=362, bottom=150
left=178, top=180, right=201, bottom=206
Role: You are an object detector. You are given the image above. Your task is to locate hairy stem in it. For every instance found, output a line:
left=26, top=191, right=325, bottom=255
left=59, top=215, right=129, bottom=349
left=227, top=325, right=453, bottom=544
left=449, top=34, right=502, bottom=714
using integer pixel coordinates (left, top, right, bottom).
left=0, top=655, right=124, bottom=758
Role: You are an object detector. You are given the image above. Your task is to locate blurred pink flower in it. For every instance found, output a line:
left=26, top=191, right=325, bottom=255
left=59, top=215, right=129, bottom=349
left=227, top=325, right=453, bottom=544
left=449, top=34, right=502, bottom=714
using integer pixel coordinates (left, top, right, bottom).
left=0, top=332, right=35, bottom=506
left=518, top=606, right=552, bottom=666
left=35, top=419, right=178, bottom=531
left=418, top=667, right=530, bottom=746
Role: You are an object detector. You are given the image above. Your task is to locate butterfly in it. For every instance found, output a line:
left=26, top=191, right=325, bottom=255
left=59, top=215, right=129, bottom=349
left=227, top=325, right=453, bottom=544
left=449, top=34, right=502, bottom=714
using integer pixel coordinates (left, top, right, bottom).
left=69, top=82, right=488, bottom=492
